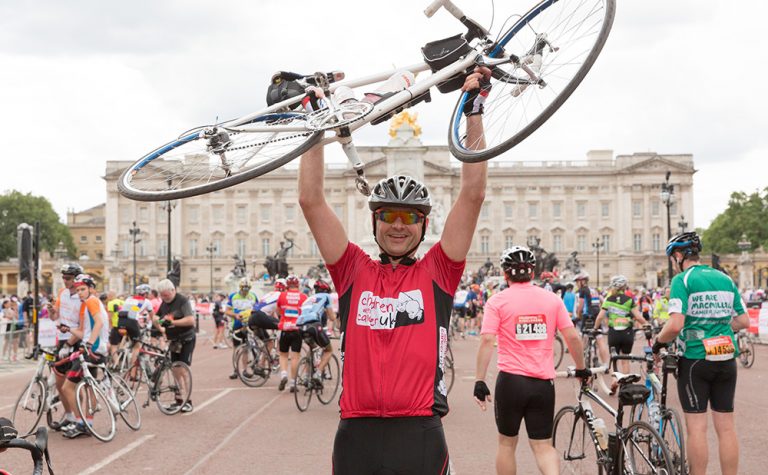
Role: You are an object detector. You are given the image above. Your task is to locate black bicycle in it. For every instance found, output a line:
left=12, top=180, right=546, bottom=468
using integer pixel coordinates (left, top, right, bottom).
left=294, top=326, right=341, bottom=412
left=0, top=423, right=54, bottom=475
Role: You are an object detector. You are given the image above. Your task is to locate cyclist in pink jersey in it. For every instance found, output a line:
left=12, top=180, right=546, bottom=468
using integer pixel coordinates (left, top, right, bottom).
left=475, top=246, right=589, bottom=475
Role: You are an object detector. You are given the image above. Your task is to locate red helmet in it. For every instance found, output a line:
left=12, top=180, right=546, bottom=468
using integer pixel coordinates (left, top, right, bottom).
left=285, top=275, right=300, bottom=288
left=274, top=278, right=287, bottom=292
left=313, top=280, right=331, bottom=294
left=541, top=271, right=554, bottom=281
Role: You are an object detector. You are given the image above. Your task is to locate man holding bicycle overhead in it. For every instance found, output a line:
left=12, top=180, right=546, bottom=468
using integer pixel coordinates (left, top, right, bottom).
left=299, top=68, right=490, bottom=474
left=653, top=231, right=749, bottom=475
left=474, top=246, right=589, bottom=475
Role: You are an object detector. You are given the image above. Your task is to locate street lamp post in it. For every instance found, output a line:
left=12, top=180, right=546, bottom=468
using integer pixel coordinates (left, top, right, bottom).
left=678, top=215, right=688, bottom=234
left=205, top=242, right=215, bottom=296
left=129, top=221, right=141, bottom=290
left=159, top=179, right=176, bottom=274
left=592, top=237, right=604, bottom=288
left=660, top=171, right=676, bottom=284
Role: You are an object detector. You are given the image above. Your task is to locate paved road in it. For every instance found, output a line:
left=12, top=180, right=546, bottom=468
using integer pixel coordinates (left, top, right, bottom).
left=1, top=319, right=766, bottom=474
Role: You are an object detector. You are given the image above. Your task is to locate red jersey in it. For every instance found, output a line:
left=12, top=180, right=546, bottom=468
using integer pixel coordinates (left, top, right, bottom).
left=277, top=289, right=307, bottom=331
left=328, top=241, right=464, bottom=419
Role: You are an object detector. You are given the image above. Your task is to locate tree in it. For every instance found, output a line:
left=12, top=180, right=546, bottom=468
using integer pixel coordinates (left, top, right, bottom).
left=702, top=188, right=768, bottom=254
left=0, top=190, right=77, bottom=261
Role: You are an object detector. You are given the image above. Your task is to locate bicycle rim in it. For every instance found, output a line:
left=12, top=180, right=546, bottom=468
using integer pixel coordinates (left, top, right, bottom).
left=660, top=408, right=686, bottom=475
left=237, top=345, right=269, bottom=388
left=12, top=379, right=46, bottom=437
left=554, top=335, right=565, bottom=369
left=741, top=339, right=755, bottom=368
left=76, top=381, right=116, bottom=442
left=112, top=374, right=142, bottom=430
left=316, top=354, right=340, bottom=405
left=621, top=420, right=673, bottom=475
left=445, top=356, right=456, bottom=395
left=118, top=115, right=322, bottom=201
left=294, top=357, right=313, bottom=412
left=552, top=406, right=599, bottom=474
left=154, top=362, right=191, bottom=415
left=449, top=0, right=616, bottom=162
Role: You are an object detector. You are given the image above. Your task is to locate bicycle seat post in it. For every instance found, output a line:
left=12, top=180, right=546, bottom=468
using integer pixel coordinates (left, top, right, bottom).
left=336, top=126, right=370, bottom=196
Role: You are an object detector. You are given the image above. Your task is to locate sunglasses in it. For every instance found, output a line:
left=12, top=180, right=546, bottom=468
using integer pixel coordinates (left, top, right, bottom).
left=375, top=210, right=424, bottom=225
left=62, top=275, right=74, bottom=281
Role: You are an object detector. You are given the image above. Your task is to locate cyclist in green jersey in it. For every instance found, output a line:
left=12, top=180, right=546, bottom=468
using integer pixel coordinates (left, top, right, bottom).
left=653, top=231, right=749, bottom=475
left=594, top=274, right=649, bottom=394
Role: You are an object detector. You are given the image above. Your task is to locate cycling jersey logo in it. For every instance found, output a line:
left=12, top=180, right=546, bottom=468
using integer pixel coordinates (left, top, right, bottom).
left=357, top=290, right=424, bottom=330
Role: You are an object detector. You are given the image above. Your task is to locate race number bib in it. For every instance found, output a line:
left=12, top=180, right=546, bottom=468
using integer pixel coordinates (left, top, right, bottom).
left=612, top=317, right=630, bottom=331
left=515, top=314, right=547, bottom=341
left=702, top=335, right=735, bottom=361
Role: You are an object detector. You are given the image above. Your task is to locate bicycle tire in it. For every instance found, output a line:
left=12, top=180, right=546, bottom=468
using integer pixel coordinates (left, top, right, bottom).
left=11, top=378, right=46, bottom=437
left=316, top=353, right=341, bottom=405
left=75, top=380, right=116, bottom=442
left=620, top=420, right=674, bottom=475
left=236, top=344, right=270, bottom=388
left=660, top=407, right=687, bottom=475
left=123, top=361, right=144, bottom=395
left=449, top=0, right=616, bottom=163
left=553, top=333, right=565, bottom=369
left=294, top=356, right=313, bottom=412
left=552, top=405, right=601, bottom=474
left=445, top=354, right=456, bottom=395
left=154, top=361, right=192, bottom=415
left=111, top=374, right=142, bottom=430
left=739, top=335, right=755, bottom=368
left=118, top=116, right=322, bottom=201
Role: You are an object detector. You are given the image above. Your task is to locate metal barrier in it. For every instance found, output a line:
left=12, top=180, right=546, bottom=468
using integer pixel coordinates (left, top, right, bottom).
left=0, top=324, right=33, bottom=362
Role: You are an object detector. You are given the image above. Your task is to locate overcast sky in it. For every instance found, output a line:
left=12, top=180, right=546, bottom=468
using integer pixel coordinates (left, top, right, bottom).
left=1, top=0, right=765, bottom=229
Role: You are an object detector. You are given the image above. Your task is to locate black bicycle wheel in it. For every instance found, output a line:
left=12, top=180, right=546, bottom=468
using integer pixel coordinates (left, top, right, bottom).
left=621, top=420, right=674, bottom=475
left=155, top=361, right=192, bottom=415
left=552, top=405, right=601, bottom=474
left=236, top=344, right=270, bottom=388
left=118, top=114, right=322, bottom=201
left=660, top=408, right=687, bottom=475
left=739, top=334, right=755, bottom=368
left=449, top=0, right=616, bottom=162
left=11, top=378, right=46, bottom=437
left=316, top=354, right=341, bottom=405
left=112, top=374, right=142, bottom=430
left=294, top=357, right=313, bottom=412
left=445, top=354, right=456, bottom=395
left=75, top=381, right=116, bottom=443
left=553, top=333, right=565, bottom=369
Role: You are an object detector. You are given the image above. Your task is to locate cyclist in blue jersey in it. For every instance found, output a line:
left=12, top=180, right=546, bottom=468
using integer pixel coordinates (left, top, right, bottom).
left=296, top=280, right=337, bottom=383
left=226, top=278, right=259, bottom=379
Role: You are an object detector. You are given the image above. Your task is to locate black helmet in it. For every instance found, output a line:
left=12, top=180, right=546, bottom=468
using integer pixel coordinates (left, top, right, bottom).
left=500, top=246, right=536, bottom=276
left=61, top=263, right=83, bottom=276
left=266, top=72, right=306, bottom=108
left=368, top=175, right=432, bottom=216
left=666, top=232, right=702, bottom=257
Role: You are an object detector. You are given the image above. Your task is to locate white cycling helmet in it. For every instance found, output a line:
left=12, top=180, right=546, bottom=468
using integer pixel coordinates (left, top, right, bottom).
left=609, top=275, right=628, bottom=289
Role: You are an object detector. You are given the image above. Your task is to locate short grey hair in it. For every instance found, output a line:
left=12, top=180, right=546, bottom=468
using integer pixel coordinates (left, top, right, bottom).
left=156, top=279, right=176, bottom=293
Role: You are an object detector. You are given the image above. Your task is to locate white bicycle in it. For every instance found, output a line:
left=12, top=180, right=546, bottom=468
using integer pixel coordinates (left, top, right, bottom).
left=118, top=0, right=615, bottom=201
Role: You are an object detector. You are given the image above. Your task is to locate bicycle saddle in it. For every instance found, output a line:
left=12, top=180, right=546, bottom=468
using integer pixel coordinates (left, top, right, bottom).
left=612, top=372, right=641, bottom=385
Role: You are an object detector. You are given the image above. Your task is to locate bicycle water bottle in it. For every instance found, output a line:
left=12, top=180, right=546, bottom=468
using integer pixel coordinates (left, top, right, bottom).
left=593, top=418, right=609, bottom=450
left=363, top=70, right=416, bottom=104
left=648, top=400, right=661, bottom=427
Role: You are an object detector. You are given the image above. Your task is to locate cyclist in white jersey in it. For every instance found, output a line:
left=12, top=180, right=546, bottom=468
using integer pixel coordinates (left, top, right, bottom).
left=46, top=263, right=83, bottom=431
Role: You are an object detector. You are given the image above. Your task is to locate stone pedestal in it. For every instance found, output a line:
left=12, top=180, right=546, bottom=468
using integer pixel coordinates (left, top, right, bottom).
left=739, top=252, right=754, bottom=291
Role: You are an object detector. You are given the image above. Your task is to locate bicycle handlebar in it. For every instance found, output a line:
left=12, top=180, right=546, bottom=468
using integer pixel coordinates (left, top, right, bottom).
left=1, top=426, right=53, bottom=475
left=555, top=366, right=607, bottom=379
left=424, top=0, right=464, bottom=19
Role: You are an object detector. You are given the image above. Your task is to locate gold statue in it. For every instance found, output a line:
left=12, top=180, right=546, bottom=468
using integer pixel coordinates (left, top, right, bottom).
left=389, top=111, right=422, bottom=139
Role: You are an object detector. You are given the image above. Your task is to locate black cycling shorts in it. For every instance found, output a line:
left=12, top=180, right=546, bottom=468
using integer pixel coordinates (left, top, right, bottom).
left=67, top=352, right=106, bottom=383
left=301, top=323, right=331, bottom=348
left=333, top=416, right=450, bottom=475
left=169, top=337, right=196, bottom=366
left=677, top=357, right=737, bottom=413
left=53, top=341, right=73, bottom=376
left=248, top=310, right=279, bottom=341
left=109, top=317, right=141, bottom=345
left=453, top=306, right=466, bottom=318
left=213, top=314, right=225, bottom=328
left=494, top=371, right=555, bottom=439
left=279, top=331, right=302, bottom=353
left=608, top=328, right=634, bottom=355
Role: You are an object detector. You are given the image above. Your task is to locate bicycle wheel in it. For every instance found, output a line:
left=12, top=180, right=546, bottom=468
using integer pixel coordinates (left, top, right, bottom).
left=552, top=405, right=601, bottom=474
left=317, top=354, right=341, bottom=405
left=553, top=334, right=565, bottom=369
left=660, top=407, right=687, bottom=475
left=294, top=357, right=313, bottom=412
left=620, top=420, right=673, bottom=475
left=445, top=355, right=456, bottom=395
left=449, top=0, right=616, bottom=162
left=739, top=335, right=755, bottom=368
left=118, top=114, right=322, bottom=201
left=75, top=380, right=116, bottom=442
left=123, top=361, right=144, bottom=395
left=11, top=378, right=46, bottom=437
left=154, top=362, right=193, bottom=415
left=236, top=344, right=270, bottom=388
left=111, top=374, right=142, bottom=430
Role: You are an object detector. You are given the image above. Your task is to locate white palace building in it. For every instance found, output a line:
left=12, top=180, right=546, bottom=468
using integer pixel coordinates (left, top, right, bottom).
left=102, top=114, right=695, bottom=294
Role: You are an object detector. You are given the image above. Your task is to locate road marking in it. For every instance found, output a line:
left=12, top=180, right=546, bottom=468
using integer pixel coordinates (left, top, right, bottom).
left=184, top=388, right=233, bottom=415
left=183, top=394, right=280, bottom=475
left=0, top=403, right=16, bottom=412
left=193, top=386, right=274, bottom=393
left=80, top=434, right=155, bottom=475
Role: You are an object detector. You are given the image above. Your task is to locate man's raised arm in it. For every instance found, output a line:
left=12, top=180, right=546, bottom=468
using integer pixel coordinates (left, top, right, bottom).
left=298, top=142, right=349, bottom=265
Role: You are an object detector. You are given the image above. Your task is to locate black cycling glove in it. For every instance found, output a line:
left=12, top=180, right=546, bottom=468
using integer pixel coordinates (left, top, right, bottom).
left=652, top=340, right=668, bottom=355
left=574, top=367, right=592, bottom=380
left=474, top=380, right=491, bottom=402
left=643, top=325, right=654, bottom=341
left=462, top=74, right=492, bottom=116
